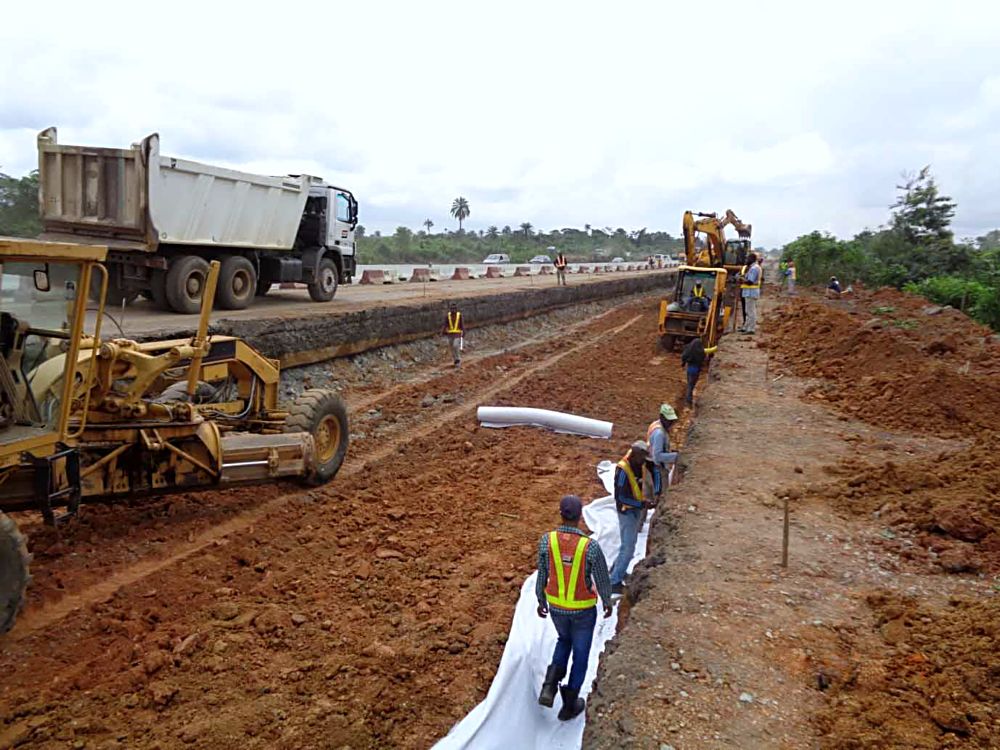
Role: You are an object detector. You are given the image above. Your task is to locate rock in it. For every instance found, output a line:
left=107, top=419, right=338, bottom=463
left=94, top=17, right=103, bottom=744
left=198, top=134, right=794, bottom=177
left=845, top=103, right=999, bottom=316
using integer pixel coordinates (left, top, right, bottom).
left=356, top=560, right=372, bottom=579
left=441, top=393, right=456, bottom=403
left=661, top=745, right=676, bottom=750
left=173, top=632, right=202, bottom=657
left=448, top=641, right=466, bottom=654
left=670, top=662, right=680, bottom=671
left=149, top=683, right=178, bottom=707
left=253, top=605, right=287, bottom=635
left=387, top=509, right=406, bottom=521
left=739, top=692, right=754, bottom=704
left=320, top=620, right=334, bottom=631
left=375, top=547, right=406, bottom=561
left=938, top=545, right=981, bottom=573
left=463, top=441, right=474, bottom=452
left=879, top=618, right=908, bottom=645
left=291, top=613, right=309, bottom=626
left=420, top=395, right=436, bottom=408
left=502, top=571, right=515, bottom=582
left=921, top=305, right=945, bottom=316
left=934, top=507, right=991, bottom=542
left=931, top=702, right=971, bottom=734
left=142, top=649, right=171, bottom=676
left=212, top=602, right=240, bottom=621
left=253, top=561, right=268, bottom=573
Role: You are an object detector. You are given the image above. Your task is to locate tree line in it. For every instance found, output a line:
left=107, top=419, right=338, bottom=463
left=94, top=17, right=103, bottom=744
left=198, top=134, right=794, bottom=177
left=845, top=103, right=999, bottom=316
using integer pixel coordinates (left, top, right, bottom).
left=781, top=168, right=1000, bottom=330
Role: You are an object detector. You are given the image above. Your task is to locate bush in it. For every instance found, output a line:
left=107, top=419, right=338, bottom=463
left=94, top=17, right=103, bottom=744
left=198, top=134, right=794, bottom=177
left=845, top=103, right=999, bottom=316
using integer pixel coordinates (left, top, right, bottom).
left=904, top=276, right=1000, bottom=329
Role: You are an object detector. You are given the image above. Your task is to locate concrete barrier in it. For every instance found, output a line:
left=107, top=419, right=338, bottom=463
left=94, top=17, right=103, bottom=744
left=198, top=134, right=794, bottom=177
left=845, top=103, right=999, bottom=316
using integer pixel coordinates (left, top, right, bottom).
left=409, top=267, right=438, bottom=282
left=538, top=265, right=554, bottom=275
left=485, top=266, right=504, bottom=279
left=451, top=267, right=472, bottom=281
left=575, top=265, right=591, bottom=274
left=513, top=266, right=531, bottom=277
left=359, top=269, right=386, bottom=285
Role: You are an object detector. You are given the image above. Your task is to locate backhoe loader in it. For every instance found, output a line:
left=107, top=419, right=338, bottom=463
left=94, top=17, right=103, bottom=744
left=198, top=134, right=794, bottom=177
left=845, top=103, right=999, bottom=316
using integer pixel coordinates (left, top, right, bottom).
left=658, top=209, right=753, bottom=351
left=0, top=238, right=349, bottom=634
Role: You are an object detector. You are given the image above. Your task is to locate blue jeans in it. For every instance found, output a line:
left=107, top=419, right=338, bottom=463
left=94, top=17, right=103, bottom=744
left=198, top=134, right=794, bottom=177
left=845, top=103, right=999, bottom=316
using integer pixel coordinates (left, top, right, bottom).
left=609, top=507, right=642, bottom=585
left=686, top=364, right=701, bottom=404
left=549, top=606, right=597, bottom=692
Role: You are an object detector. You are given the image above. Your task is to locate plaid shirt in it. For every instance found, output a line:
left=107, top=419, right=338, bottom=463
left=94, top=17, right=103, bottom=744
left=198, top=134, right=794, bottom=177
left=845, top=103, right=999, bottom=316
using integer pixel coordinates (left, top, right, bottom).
left=536, top=525, right=613, bottom=616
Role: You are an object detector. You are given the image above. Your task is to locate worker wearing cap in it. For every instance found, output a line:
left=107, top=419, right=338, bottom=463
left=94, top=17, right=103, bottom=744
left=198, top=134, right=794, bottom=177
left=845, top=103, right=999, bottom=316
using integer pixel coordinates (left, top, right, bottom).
left=536, top=495, right=613, bottom=720
left=647, top=405, right=679, bottom=499
left=609, top=441, right=650, bottom=594
left=442, top=302, right=464, bottom=367
left=739, top=253, right=762, bottom=334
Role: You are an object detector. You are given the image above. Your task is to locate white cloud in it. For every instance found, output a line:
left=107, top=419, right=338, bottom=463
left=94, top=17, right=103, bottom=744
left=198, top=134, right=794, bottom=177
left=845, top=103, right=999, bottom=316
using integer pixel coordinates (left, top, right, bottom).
left=2, top=0, right=1000, bottom=246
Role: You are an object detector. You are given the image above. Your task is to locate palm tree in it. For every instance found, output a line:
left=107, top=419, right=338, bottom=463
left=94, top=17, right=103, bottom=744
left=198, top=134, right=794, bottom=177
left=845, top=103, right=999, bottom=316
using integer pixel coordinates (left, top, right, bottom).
left=502, top=225, right=512, bottom=236
left=520, top=222, right=533, bottom=238
left=423, top=218, right=434, bottom=234
left=486, top=225, right=499, bottom=240
left=450, top=197, right=470, bottom=231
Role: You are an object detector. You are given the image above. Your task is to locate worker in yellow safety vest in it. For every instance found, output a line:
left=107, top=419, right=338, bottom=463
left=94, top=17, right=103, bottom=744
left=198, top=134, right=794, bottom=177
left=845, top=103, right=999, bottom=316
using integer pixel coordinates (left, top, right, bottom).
left=442, top=302, right=464, bottom=367
left=609, top=441, right=650, bottom=595
left=535, top=495, right=613, bottom=720
left=687, top=280, right=710, bottom=312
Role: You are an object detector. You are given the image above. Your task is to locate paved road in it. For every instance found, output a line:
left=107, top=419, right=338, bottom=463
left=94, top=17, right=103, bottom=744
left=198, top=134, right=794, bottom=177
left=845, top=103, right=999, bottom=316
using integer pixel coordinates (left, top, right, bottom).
left=93, top=268, right=673, bottom=337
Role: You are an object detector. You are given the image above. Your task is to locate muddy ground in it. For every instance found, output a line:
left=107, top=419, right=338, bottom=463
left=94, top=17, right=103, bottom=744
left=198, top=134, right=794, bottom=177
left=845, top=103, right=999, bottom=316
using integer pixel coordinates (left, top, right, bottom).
left=584, top=287, right=999, bottom=749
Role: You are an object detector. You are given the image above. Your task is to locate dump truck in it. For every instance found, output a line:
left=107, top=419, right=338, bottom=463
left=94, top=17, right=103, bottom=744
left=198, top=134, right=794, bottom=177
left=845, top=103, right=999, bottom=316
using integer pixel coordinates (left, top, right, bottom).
left=36, top=127, right=359, bottom=313
left=0, top=237, right=350, bottom=634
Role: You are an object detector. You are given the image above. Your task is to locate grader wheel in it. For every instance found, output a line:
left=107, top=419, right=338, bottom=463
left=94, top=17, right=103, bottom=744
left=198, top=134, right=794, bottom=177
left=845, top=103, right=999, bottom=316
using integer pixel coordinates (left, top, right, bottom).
left=0, top=512, right=30, bottom=635
left=284, top=389, right=349, bottom=485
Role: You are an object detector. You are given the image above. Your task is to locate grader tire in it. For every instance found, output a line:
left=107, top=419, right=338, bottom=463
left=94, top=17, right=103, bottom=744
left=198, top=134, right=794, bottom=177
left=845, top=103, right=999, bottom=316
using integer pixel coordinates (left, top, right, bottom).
left=0, top=512, right=30, bottom=635
left=284, top=389, right=349, bottom=485
left=660, top=334, right=676, bottom=352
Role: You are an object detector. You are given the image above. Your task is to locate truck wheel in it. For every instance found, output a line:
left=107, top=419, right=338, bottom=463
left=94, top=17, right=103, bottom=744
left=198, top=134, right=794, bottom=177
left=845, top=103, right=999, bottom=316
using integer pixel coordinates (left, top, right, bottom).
left=0, top=512, right=30, bottom=635
left=165, top=255, right=210, bottom=314
left=284, top=388, right=349, bottom=485
left=660, top=334, right=676, bottom=352
left=307, top=258, right=338, bottom=302
left=217, top=255, right=257, bottom=310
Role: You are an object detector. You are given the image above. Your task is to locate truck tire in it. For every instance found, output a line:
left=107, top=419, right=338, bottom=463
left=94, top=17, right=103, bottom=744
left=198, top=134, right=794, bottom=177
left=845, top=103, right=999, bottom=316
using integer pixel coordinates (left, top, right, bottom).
left=660, top=334, right=676, bottom=352
left=217, top=255, right=257, bottom=310
left=165, top=255, right=210, bottom=314
left=284, top=388, right=349, bottom=485
left=307, top=257, right=338, bottom=302
left=0, top=512, right=30, bottom=635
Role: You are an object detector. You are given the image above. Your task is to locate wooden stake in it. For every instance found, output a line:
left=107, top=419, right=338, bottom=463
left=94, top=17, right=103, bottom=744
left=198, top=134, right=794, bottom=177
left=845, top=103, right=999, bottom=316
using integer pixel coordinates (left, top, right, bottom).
left=781, top=495, right=790, bottom=568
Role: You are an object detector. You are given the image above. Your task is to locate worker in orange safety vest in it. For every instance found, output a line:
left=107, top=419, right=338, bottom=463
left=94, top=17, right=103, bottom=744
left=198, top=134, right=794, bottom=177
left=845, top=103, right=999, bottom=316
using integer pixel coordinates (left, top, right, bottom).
left=535, top=495, right=613, bottom=720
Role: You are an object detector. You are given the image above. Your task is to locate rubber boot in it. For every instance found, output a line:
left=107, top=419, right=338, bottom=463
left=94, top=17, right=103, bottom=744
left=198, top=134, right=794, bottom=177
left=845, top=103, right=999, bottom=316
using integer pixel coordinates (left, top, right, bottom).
left=537, top=664, right=564, bottom=707
left=557, top=685, right=586, bottom=721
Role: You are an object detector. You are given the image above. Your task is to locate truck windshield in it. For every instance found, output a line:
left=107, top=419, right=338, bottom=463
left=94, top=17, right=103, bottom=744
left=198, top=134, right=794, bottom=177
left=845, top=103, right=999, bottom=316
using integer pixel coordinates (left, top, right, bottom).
left=0, top=260, right=82, bottom=430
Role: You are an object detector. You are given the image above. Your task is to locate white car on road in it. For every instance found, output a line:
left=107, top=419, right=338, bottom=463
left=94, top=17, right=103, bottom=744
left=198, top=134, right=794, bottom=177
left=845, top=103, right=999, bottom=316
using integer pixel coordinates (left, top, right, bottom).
left=482, top=254, right=511, bottom=264
left=529, top=255, right=552, bottom=264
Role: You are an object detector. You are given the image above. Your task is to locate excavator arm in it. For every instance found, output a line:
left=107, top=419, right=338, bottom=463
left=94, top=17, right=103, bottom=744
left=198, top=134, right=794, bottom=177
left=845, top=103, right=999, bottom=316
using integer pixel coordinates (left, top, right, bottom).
left=682, top=209, right=753, bottom=267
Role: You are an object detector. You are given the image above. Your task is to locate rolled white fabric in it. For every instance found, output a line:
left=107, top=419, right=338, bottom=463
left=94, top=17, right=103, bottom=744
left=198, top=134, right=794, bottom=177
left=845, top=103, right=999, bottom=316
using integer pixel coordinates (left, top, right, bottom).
left=477, top=406, right=612, bottom=439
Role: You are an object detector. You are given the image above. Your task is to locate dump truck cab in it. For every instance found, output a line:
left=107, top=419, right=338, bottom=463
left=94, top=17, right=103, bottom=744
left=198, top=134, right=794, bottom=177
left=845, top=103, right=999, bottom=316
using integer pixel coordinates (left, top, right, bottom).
left=657, top=266, right=730, bottom=353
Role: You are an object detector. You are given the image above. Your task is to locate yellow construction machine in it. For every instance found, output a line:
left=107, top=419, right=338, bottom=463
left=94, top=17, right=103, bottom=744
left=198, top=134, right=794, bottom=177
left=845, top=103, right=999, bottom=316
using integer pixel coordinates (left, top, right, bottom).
left=658, top=209, right=753, bottom=351
left=0, top=238, right=349, bottom=634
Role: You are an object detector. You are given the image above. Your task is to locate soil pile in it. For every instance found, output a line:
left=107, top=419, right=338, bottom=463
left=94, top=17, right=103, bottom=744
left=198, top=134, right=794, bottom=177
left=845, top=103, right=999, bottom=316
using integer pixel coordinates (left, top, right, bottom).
left=762, top=294, right=1000, bottom=437
left=816, top=592, right=1000, bottom=749
left=798, top=435, right=1000, bottom=573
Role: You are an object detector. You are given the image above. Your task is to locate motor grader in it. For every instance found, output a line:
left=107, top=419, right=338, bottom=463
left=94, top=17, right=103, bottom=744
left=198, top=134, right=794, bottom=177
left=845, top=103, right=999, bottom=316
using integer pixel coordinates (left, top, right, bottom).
left=0, top=238, right=349, bottom=634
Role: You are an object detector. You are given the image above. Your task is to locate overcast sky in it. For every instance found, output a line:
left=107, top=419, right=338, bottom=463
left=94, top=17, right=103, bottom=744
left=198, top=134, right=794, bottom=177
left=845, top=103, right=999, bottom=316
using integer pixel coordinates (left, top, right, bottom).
left=2, top=0, right=999, bottom=247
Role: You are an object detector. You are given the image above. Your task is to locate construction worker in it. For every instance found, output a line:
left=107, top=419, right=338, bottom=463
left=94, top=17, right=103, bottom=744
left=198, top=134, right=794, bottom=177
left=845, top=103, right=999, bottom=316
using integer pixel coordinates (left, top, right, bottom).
left=686, top=280, right=710, bottom=312
left=609, top=441, right=650, bottom=594
left=536, top=495, right=613, bottom=721
left=647, top=404, right=679, bottom=499
left=443, top=302, right=464, bottom=367
left=555, top=252, right=569, bottom=286
left=739, top=252, right=762, bottom=334
left=785, top=260, right=797, bottom=295
left=680, top=338, right=706, bottom=405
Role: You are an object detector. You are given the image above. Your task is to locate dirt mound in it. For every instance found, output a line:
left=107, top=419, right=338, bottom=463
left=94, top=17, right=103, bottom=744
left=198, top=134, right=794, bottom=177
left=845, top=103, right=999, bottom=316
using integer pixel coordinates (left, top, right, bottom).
left=816, top=592, right=1000, bottom=749
left=795, top=436, right=1000, bottom=573
left=762, top=296, right=1000, bottom=437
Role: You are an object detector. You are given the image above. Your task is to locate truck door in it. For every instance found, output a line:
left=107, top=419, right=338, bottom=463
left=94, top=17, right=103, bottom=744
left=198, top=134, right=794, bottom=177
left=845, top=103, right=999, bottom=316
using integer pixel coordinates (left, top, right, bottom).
left=330, top=190, right=357, bottom=257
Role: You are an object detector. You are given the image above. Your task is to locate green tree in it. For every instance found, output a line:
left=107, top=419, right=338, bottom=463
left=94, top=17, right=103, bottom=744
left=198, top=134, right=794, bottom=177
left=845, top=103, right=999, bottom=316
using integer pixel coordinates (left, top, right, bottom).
left=520, top=222, right=533, bottom=238
left=450, top=197, right=470, bottom=230
left=0, top=170, right=42, bottom=237
left=891, top=166, right=956, bottom=246
left=356, top=224, right=366, bottom=239
left=423, top=218, right=434, bottom=234
left=501, top=225, right=512, bottom=236
left=486, top=225, right=499, bottom=240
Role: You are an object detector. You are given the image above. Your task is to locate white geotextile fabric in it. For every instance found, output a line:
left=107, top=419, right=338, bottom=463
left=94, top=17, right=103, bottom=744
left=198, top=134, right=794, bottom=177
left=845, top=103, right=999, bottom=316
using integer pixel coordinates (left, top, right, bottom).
left=477, top=406, right=613, bottom=439
left=433, top=461, right=658, bottom=750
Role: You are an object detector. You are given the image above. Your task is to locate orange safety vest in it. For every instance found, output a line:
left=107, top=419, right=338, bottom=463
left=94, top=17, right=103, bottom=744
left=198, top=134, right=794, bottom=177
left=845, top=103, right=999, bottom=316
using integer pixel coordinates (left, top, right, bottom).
left=646, top=419, right=660, bottom=444
left=544, top=531, right=597, bottom=610
left=446, top=311, right=462, bottom=334
left=616, top=457, right=644, bottom=508
left=555, top=255, right=568, bottom=269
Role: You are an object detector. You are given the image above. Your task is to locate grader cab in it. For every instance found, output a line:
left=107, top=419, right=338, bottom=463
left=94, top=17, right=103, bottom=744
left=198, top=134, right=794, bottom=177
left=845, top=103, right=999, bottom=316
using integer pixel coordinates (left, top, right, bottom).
left=0, top=238, right=349, bottom=634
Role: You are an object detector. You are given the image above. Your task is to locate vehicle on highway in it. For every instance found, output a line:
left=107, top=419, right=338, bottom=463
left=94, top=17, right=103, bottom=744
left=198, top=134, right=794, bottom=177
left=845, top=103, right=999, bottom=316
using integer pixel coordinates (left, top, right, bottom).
left=35, top=128, right=359, bottom=313
left=611, top=256, right=625, bottom=263
left=529, top=255, right=552, bottom=264
left=482, top=253, right=511, bottom=264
